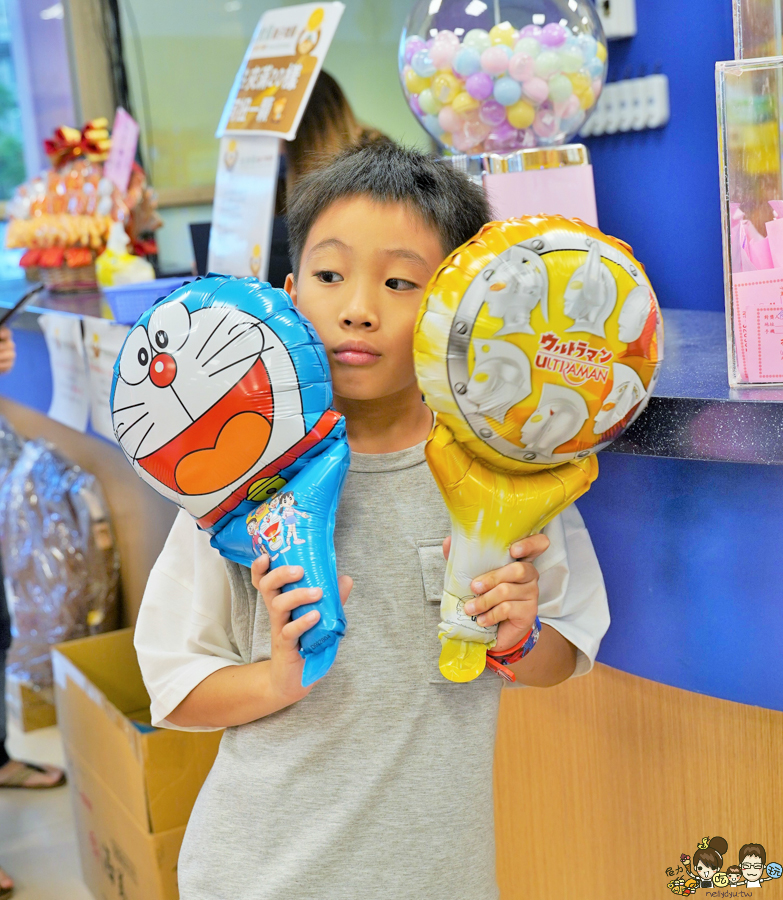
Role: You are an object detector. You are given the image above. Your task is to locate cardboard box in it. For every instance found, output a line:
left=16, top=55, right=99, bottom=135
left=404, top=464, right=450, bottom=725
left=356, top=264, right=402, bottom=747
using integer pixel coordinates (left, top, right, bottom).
left=52, top=628, right=223, bottom=900
left=5, top=672, right=57, bottom=732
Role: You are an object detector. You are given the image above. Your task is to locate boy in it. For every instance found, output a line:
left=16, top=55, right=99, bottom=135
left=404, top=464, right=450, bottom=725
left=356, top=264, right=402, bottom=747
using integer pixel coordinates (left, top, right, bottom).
left=135, top=142, right=609, bottom=900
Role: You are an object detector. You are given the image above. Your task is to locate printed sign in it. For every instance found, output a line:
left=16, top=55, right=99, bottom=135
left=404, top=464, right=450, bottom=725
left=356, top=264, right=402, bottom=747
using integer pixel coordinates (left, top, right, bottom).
left=732, top=270, right=783, bottom=383
left=82, top=317, right=130, bottom=442
left=39, top=314, right=90, bottom=432
left=208, top=134, right=279, bottom=279
left=217, top=3, right=345, bottom=140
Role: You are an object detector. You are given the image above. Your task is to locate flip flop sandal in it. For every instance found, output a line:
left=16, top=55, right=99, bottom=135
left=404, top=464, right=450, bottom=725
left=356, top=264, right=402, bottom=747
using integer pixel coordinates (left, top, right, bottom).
left=0, top=760, right=66, bottom=789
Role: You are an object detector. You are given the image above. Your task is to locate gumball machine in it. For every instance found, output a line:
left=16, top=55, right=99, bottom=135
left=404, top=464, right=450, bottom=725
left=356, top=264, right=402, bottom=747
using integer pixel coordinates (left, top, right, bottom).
left=399, top=0, right=607, bottom=224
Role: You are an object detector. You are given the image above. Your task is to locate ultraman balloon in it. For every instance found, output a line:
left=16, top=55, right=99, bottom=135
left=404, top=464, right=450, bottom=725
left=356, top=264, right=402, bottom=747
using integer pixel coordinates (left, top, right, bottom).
left=111, top=275, right=350, bottom=686
left=414, top=216, right=663, bottom=684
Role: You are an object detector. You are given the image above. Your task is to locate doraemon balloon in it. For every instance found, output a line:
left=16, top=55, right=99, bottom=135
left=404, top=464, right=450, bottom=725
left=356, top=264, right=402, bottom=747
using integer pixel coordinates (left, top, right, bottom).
left=414, top=216, right=663, bottom=683
left=111, top=275, right=350, bottom=686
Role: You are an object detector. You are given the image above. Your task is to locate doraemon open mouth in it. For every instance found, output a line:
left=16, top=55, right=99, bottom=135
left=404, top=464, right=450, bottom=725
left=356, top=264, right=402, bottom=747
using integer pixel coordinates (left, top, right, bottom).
left=138, top=358, right=274, bottom=496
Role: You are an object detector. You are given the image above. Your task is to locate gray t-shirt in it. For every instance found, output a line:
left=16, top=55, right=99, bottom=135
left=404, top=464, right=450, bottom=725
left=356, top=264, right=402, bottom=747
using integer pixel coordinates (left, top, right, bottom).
left=169, top=440, right=607, bottom=900
left=178, top=441, right=502, bottom=900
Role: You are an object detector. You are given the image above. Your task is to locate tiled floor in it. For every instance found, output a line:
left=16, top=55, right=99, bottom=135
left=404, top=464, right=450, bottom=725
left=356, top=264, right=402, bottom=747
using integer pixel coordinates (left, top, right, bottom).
left=1, top=720, right=92, bottom=899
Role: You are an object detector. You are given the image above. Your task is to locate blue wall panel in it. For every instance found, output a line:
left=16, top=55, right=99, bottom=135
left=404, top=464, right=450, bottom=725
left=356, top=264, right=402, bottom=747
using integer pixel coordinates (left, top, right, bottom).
left=585, top=1, right=735, bottom=312
left=580, top=452, right=783, bottom=712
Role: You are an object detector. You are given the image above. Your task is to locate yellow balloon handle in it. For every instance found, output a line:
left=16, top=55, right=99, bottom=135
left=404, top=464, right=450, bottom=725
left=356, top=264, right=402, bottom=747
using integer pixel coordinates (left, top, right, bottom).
left=439, top=638, right=487, bottom=683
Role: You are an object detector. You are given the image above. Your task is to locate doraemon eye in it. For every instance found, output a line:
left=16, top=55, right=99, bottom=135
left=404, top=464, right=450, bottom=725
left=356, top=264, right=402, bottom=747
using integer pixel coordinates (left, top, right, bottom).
left=147, top=300, right=191, bottom=355
left=120, top=326, right=153, bottom=385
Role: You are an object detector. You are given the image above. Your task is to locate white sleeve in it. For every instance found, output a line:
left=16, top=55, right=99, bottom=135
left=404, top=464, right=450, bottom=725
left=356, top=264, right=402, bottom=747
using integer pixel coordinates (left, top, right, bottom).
left=507, top=503, right=610, bottom=685
left=134, top=509, right=243, bottom=731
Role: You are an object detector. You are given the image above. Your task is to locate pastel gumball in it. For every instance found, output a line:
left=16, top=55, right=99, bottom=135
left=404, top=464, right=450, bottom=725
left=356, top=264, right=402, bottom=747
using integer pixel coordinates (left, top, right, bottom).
left=419, top=88, right=442, bottom=116
left=466, top=72, right=494, bottom=101
left=452, top=91, right=480, bottom=116
left=540, top=23, right=567, bottom=47
left=520, top=24, right=542, bottom=38
left=479, top=99, right=508, bottom=126
left=568, top=72, right=591, bottom=95
left=579, top=87, right=596, bottom=109
left=488, top=120, right=517, bottom=143
left=506, top=99, right=535, bottom=129
left=463, top=28, right=492, bottom=52
left=412, top=50, right=437, bottom=78
left=596, top=43, right=607, bottom=62
left=554, top=94, right=581, bottom=119
left=432, top=71, right=461, bottom=104
left=508, top=52, right=535, bottom=82
left=490, top=22, right=517, bottom=47
left=440, top=131, right=453, bottom=147
left=592, top=78, right=603, bottom=98
left=534, top=50, right=561, bottom=78
left=561, top=110, right=586, bottom=134
left=559, top=47, right=585, bottom=73
left=404, top=67, right=430, bottom=95
left=515, top=37, right=541, bottom=58
left=430, top=38, right=458, bottom=70
left=435, top=30, right=461, bottom=50
left=480, top=45, right=511, bottom=75
left=462, top=119, right=491, bottom=144
left=578, top=34, right=598, bottom=60
left=548, top=74, right=573, bottom=104
left=423, top=113, right=444, bottom=137
left=587, top=57, right=605, bottom=79
left=533, top=108, right=560, bottom=139
left=453, top=47, right=482, bottom=78
left=438, top=104, right=463, bottom=133
left=494, top=76, right=522, bottom=106
left=409, top=95, right=422, bottom=117
left=404, top=36, right=426, bottom=65
left=522, top=77, right=549, bottom=105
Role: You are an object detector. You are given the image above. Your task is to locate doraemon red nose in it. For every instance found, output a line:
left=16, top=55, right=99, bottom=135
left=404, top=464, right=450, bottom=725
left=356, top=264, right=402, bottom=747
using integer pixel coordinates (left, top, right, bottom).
left=150, top=353, right=177, bottom=388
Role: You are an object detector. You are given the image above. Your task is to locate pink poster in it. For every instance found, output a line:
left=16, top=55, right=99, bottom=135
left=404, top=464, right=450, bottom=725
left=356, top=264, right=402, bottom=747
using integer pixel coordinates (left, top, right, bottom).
left=732, top=270, right=783, bottom=383
left=483, top=166, right=598, bottom=227
left=104, top=108, right=139, bottom=193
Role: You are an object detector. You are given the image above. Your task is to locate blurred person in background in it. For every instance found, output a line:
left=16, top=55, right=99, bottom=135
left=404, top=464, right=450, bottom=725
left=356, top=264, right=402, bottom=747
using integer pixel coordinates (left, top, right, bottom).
left=267, top=70, right=390, bottom=286
left=0, top=326, right=64, bottom=900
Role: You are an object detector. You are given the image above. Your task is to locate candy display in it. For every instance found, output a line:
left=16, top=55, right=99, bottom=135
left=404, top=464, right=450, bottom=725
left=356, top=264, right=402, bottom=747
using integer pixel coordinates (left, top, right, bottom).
left=414, top=216, right=663, bottom=682
left=5, top=119, right=161, bottom=293
left=110, top=275, right=350, bottom=686
left=399, top=0, right=606, bottom=154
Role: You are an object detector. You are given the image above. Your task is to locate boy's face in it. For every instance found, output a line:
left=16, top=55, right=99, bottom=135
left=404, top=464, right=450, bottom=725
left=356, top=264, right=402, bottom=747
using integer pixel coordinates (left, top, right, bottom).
left=286, top=197, right=445, bottom=402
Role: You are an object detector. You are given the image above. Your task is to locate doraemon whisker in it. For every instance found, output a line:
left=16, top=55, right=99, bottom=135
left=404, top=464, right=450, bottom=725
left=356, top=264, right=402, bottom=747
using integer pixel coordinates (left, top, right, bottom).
left=196, top=309, right=230, bottom=360
left=134, top=422, right=155, bottom=460
left=118, top=410, right=149, bottom=442
left=208, top=351, right=262, bottom=378
left=111, top=401, right=146, bottom=415
left=201, top=326, right=264, bottom=367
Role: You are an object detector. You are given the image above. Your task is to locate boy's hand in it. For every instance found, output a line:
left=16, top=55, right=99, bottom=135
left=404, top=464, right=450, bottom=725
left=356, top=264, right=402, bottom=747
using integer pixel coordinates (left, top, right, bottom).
left=252, top=555, right=352, bottom=706
left=0, top=328, right=16, bottom=375
left=442, top=534, right=550, bottom=653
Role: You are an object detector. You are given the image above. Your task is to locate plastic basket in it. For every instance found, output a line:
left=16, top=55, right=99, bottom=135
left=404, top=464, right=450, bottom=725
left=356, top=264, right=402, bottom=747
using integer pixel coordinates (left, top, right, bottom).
left=102, top=277, right=193, bottom=326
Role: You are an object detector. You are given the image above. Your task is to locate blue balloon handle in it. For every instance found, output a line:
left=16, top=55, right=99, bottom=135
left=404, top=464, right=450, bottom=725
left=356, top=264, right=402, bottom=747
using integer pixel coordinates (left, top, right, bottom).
left=211, top=433, right=351, bottom=687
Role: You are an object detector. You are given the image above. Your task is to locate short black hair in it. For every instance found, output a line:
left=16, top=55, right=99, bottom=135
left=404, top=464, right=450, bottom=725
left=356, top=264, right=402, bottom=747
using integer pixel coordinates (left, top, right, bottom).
left=287, top=141, right=492, bottom=277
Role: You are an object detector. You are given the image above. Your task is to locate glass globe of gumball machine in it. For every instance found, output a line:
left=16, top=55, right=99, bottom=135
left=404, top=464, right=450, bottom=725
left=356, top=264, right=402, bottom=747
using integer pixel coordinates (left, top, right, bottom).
left=399, top=0, right=607, bottom=224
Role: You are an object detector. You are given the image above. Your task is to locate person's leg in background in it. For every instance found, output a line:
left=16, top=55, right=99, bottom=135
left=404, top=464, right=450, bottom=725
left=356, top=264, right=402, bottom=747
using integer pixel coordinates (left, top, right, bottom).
left=1, top=577, right=14, bottom=897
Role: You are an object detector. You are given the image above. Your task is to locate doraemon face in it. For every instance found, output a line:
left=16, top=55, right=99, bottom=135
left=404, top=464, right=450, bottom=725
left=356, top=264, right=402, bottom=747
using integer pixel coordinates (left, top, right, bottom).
left=111, top=296, right=308, bottom=524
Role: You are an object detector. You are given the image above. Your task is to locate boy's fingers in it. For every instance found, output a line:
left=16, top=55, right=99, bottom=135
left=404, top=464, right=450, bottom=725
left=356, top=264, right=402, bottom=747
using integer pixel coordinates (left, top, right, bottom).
left=338, top=575, right=353, bottom=605
left=280, top=609, right=320, bottom=645
left=271, top=586, right=322, bottom=615
left=250, top=554, right=270, bottom=589
left=510, top=533, right=550, bottom=561
left=465, top=580, right=538, bottom=616
left=470, top=560, right=538, bottom=596
left=478, top=600, right=536, bottom=631
left=259, top=564, right=304, bottom=598
left=442, top=536, right=451, bottom=560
